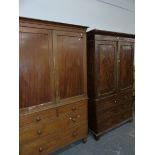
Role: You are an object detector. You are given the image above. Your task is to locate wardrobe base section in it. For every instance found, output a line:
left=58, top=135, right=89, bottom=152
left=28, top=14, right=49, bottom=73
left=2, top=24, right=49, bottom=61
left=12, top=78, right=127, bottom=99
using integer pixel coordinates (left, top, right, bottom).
left=89, top=117, right=133, bottom=140
left=20, top=100, right=88, bottom=155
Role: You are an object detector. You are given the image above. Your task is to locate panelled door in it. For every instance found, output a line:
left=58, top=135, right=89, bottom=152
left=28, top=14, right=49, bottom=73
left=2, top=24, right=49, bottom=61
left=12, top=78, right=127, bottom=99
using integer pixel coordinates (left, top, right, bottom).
left=95, top=41, right=117, bottom=97
left=19, top=27, right=54, bottom=108
left=53, top=31, right=87, bottom=102
left=118, top=41, right=134, bottom=92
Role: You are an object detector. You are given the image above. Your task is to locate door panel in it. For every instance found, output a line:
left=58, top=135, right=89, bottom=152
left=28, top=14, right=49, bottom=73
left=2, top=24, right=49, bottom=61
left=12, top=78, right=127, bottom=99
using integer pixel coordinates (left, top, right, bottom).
left=118, top=42, right=134, bottom=91
left=96, top=41, right=117, bottom=97
left=19, top=27, right=53, bottom=108
left=54, top=31, right=85, bottom=100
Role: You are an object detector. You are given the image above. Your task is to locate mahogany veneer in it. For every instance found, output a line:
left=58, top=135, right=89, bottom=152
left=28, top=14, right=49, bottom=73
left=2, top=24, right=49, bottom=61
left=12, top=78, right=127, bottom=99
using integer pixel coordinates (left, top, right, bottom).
left=87, top=29, right=135, bottom=140
left=19, top=17, right=88, bottom=154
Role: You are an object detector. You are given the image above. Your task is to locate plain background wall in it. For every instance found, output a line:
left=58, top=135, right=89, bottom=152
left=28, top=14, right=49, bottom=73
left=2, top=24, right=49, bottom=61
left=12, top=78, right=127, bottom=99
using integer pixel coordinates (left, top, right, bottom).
left=19, top=0, right=135, bottom=34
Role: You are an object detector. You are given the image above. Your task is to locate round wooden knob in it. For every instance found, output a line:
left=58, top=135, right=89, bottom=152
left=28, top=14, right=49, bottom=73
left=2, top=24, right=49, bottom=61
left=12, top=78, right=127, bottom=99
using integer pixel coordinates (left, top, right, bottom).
left=37, top=130, right=42, bottom=135
left=39, top=147, right=43, bottom=152
left=72, top=117, right=76, bottom=122
left=114, top=100, right=117, bottom=103
left=72, top=107, right=76, bottom=111
left=36, top=116, right=41, bottom=122
left=72, top=131, right=78, bottom=137
left=77, top=115, right=80, bottom=118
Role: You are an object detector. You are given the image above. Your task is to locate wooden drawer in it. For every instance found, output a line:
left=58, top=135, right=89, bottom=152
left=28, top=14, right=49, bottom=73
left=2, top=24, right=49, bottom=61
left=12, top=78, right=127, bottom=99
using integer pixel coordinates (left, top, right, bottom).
left=122, top=110, right=132, bottom=120
left=59, top=123, right=87, bottom=148
left=105, top=104, right=131, bottom=118
left=58, top=101, right=87, bottom=115
left=96, top=93, right=132, bottom=112
left=20, top=134, right=59, bottom=155
left=58, top=101, right=87, bottom=130
left=20, top=107, right=57, bottom=127
left=97, top=110, right=132, bottom=132
left=20, top=101, right=88, bottom=154
left=99, top=103, right=132, bottom=121
left=118, top=93, right=133, bottom=105
left=96, top=95, right=117, bottom=111
left=20, top=118, right=58, bottom=145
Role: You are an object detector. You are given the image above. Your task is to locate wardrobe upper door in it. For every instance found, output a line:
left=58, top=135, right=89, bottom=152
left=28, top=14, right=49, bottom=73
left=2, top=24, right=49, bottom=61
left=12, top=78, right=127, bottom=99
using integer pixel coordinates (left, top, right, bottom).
left=118, top=41, right=134, bottom=92
left=95, top=41, right=117, bottom=97
left=54, top=31, right=87, bottom=101
left=19, top=27, right=54, bottom=108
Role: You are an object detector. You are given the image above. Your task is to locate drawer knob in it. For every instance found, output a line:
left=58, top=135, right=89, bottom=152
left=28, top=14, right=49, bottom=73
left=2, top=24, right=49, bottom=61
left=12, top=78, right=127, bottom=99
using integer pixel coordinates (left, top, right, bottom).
left=72, top=131, right=78, bottom=137
left=69, top=117, right=76, bottom=122
left=72, top=117, right=76, bottom=122
left=39, top=147, right=43, bottom=152
left=36, top=116, right=41, bottom=122
left=72, top=107, right=76, bottom=111
left=77, top=114, right=80, bottom=118
left=115, top=100, right=117, bottom=103
left=37, top=130, right=42, bottom=135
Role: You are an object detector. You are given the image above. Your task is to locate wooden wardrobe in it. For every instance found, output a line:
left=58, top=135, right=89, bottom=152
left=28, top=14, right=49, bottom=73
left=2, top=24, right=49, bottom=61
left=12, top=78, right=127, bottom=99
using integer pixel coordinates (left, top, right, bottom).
left=19, top=17, right=88, bottom=154
left=87, top=29, right=135, bottom=140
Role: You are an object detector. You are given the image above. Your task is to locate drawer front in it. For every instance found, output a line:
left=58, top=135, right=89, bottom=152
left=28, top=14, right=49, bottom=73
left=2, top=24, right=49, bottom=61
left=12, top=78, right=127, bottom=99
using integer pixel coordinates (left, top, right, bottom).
left=20, top=134, right=59, bottom=155
left=58, top=101, right=87, bottom=129
left=20, top=107, right=57, bottom=127
left=98, top=110, right=132, bottom=132
left=122, top=110, right=132, bottom=120
left=98, top=103, right=132, bottom=121
left=105, top=104, right=132, bottom=119
left=96, top=95, right=117, bottom=111
left=96, top=92, right=132, bottom=112
left=59, top=123, right=87, bottom=148
left=58, top=101, right=87, bottom=115
left=20, top=118, right=58, bottom=145
left=118, top=93, right=133, bottom=105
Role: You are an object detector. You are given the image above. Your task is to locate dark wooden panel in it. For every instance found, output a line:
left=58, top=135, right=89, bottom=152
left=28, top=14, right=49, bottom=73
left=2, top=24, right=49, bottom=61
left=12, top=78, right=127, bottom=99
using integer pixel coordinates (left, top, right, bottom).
left=97, top=103, right=132, bottom=122
left=88, top=100, right=98, bottom=133
left=19, top=28, right=53, bottom=108
left=118, top=92, right=133, bottom=103
left=95, top=95, right=117, bottom=112
left=96, top=41, right=117, bottom=97
left=118, top=42, right=134, bottom=91
left=94, top=35, right=135, bottom=42
left=87, top=29, right=135, bottom=38
left=97, top=110, right=132, bottom=132
left=55, top=31, right=85, bottom=100
left=87, top=40, right=96, bottom=99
